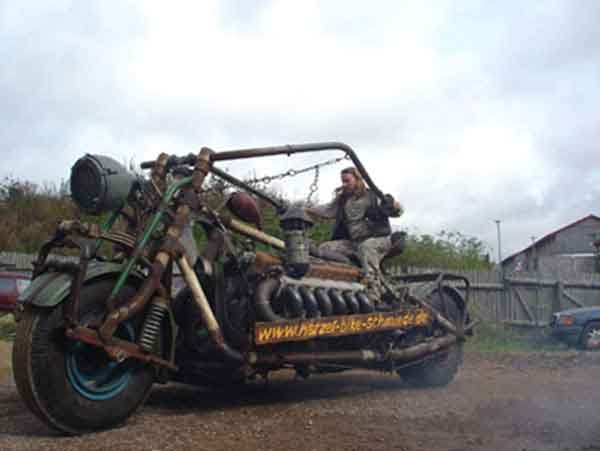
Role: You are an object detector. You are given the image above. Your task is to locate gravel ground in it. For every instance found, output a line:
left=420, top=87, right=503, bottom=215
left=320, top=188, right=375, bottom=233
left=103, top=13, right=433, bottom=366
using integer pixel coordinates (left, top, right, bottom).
left=1, top=343, right=600, bottom=451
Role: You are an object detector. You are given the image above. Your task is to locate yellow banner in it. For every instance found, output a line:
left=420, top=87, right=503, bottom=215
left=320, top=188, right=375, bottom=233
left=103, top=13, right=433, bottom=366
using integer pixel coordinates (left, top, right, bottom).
left=255, top=309, right=430, bottom=345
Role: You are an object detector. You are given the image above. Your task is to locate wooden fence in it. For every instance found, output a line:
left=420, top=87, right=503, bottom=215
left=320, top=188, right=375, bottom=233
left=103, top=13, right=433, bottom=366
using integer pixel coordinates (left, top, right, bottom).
left=400, top=267, right=600, bottom=327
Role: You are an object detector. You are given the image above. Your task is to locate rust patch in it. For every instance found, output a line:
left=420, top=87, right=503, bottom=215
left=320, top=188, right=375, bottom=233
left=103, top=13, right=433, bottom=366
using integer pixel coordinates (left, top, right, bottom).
left=253, top=251, right=362, bottom=282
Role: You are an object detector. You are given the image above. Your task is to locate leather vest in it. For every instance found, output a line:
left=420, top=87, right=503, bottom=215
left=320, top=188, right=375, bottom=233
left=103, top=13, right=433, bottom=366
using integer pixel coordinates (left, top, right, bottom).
left=331, top=190, right=391, bottom=241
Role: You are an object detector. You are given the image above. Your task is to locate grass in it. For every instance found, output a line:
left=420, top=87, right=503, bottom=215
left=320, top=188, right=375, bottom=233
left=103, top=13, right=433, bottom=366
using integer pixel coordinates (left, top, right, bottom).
left=465, top=321, right=568, bottom=353
left=0, top=314, right=16, bottom=341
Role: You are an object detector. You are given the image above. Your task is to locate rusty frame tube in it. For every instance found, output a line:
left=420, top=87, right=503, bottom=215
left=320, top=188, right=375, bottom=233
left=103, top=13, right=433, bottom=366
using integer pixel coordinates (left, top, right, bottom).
left=99, top=261, right=168, bottom=341
left=66, top=326, right=177, bottom=371
left=387, top=334, right=457, bottom=361
left=176, top=255, right=244, bottom=363
left=406, top=293, right=462, bottom=338
left=251, top=334, right=457, bottom=367
left=394, top=272, right=471, bottom=339
left=210, top=142, right=385, bottom=201
left=99, top=204, right=192, bottom=341
left=65, top=251, right=89, bottom=325
left=221, top=216, right=285, bottom=250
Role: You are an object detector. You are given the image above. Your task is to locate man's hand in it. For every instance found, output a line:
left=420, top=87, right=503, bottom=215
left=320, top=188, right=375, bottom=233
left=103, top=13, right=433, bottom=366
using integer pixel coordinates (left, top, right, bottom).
left=381, top=194, right=403, bottom=217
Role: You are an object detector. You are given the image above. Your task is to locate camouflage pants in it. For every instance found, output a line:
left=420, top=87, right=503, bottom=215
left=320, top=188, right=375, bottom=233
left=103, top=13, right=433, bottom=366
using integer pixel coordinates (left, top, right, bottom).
left=318, top=236, right=392, bottom=275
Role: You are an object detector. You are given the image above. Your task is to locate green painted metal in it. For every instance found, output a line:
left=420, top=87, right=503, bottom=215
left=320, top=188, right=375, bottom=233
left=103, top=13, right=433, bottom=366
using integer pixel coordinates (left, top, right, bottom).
left=19, top=262, right=144, bottom=308
left=109, top=176, right=193, bottom=298
left=94, top=210, right=121, bottom=252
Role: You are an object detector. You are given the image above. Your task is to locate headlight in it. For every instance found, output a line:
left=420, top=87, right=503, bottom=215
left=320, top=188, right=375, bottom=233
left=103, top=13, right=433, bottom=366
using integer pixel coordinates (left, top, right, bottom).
left=70, top=154, right=136, bottom=215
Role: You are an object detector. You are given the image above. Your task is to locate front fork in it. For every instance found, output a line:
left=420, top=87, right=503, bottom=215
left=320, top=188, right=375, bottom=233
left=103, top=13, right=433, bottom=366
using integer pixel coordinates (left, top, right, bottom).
left=65, top=148, right=242, bottom=370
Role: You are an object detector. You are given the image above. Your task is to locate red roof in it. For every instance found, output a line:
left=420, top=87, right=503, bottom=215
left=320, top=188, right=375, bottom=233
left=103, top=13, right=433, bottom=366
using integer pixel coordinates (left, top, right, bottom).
left=502, top=214, right=600, bottom=264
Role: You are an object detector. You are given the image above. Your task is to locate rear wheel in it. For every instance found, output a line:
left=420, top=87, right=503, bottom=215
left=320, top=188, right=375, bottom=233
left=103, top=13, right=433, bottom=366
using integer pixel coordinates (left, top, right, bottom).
left=397, top=288, right=464, bottom=387
left=12, top=279, right=158, bottom=434
left=580, top=321, right=600, bottom=350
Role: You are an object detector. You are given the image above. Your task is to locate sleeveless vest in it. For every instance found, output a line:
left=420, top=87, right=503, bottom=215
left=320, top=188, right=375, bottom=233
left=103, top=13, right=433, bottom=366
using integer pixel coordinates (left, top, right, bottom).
left=331, top=190, right=391, bottom=241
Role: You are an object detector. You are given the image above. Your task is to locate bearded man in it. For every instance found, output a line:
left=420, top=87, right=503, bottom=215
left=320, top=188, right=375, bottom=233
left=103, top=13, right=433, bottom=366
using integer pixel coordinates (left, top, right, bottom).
left=307, top=167, right=403, bottom=298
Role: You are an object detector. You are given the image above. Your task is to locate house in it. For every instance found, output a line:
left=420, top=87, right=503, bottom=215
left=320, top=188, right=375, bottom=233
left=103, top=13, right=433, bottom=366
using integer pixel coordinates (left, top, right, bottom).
left=502, top=214, right=600, bottom=277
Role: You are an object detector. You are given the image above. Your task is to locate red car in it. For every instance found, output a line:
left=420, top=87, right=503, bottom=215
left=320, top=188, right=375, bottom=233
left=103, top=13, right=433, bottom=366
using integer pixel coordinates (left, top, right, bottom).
left=0, top=272, right=30, bottom=313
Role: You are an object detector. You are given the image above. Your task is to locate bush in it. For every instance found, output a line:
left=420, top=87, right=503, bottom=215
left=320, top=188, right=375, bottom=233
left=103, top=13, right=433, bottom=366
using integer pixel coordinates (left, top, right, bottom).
left=0, top=315, right=16, bottom=341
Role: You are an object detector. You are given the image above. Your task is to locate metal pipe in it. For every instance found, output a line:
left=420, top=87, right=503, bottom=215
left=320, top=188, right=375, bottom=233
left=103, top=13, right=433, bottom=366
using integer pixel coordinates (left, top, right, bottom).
left=109, top=176, right=193, bottom=300
left=66, top=326, right=177, bottom=371
left=221, top=216, right=285, bottom=249
left=387, top=335, right=456, bottom=361
left=210, top=142, right=385, bottom=201
left=176, top=255, right=244, bottom=363
left=254, top=277, right=285, bottom=322
left=251, top=334, right=456, bottom=366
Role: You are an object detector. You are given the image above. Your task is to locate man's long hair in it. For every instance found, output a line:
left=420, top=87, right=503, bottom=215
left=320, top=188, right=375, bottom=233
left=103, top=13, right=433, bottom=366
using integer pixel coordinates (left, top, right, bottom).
left=334, top=166, right=367, bottom=199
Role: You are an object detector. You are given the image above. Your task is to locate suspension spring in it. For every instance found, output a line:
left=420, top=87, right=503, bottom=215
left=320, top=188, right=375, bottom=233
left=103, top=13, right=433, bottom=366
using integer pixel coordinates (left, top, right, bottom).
left=138, top=297, right=169, bottom=352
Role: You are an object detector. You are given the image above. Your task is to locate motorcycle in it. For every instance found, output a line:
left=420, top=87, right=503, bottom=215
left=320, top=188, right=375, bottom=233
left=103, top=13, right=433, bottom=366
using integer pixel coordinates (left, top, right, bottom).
left=12, top=142, right=473, bottom=434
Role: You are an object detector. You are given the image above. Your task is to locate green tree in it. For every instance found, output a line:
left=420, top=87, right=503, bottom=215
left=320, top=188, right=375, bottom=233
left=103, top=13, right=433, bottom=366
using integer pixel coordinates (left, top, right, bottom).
left=393, top=230, right=491, bottom=271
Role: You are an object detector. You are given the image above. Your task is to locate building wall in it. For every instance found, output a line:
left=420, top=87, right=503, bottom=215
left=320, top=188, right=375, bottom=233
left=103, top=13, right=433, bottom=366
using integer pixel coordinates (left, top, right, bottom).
left=504, top=217, right=600, bottom=276
left=538, top=254, right=596, bottom=278
left=553, top=217, right=600, bottom=254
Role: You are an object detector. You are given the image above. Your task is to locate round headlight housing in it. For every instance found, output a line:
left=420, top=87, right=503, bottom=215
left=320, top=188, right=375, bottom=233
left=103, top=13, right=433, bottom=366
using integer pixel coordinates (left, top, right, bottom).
left=70, top=154, right=136, bottom=215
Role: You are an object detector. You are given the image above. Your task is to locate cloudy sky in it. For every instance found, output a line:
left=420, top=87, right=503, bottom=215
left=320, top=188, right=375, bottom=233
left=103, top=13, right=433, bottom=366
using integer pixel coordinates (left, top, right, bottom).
left=2, top=0, right=600, bottom=261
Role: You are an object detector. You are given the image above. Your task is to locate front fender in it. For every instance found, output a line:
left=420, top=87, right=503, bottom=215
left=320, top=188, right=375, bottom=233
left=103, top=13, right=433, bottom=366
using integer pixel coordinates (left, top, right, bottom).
left=17, top=261, right=146, bottom=309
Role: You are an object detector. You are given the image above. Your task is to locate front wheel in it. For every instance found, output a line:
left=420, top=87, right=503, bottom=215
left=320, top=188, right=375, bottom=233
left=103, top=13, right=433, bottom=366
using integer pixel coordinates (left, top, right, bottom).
left=12, top=279, right=158, bottom=434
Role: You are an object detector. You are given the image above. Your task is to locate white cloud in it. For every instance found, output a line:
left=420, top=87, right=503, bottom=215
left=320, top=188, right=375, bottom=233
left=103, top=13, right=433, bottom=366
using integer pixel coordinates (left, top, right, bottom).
left=2, top=0, right=599, bottom=261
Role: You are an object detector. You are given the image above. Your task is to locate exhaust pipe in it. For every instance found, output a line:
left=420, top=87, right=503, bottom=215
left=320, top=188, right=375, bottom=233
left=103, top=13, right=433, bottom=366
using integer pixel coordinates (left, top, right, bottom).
left=250, top=335, right=457, bottom=366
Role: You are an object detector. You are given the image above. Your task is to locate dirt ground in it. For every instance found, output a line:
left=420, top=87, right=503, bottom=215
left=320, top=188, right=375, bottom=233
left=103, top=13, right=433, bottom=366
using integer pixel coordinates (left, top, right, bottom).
left=1, top=342, right=600, bottom=451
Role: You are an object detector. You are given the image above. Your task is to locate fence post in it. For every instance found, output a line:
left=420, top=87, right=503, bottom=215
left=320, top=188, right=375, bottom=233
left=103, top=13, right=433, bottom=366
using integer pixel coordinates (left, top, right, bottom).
left=503, top=277, right=511, bottom=321
left=553, top=279, right=563, bottom=313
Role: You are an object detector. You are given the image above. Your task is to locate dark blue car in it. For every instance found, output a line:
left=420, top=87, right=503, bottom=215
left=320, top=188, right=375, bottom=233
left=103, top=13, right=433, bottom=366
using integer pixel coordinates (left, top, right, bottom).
left=550, top=306, right=600, bottom=350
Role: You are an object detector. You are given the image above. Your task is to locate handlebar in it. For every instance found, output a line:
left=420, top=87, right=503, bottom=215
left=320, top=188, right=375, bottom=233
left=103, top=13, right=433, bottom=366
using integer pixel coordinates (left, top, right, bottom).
left=140, top=153, right=197, bottom=170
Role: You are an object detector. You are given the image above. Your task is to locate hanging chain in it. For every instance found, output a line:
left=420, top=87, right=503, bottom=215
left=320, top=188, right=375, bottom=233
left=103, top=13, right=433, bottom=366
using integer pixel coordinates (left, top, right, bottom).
left=245, top=155, right=349, bottom=187
left=305, top=165, right=319, bottom=207
left=208, top=154, right=349, bottom=208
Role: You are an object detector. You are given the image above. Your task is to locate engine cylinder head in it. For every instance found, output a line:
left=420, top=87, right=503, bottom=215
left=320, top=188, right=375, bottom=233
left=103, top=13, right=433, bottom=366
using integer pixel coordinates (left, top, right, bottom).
left=298, top=286, right=320, bottom=318
left=314, top=287, right=333, bottom=317
left=342, top=291, right=360, bottom=314
left=329, top=289, right=348, bottom=315
left=356, top=291, right=374, bottom=313
left=279, top=285, right=305, bottom=318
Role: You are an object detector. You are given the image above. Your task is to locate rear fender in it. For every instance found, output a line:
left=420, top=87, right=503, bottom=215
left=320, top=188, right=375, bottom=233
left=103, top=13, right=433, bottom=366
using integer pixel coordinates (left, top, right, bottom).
left=411, top=282, right=467, bottom=311
left=410, top=282, right=471, bottom=333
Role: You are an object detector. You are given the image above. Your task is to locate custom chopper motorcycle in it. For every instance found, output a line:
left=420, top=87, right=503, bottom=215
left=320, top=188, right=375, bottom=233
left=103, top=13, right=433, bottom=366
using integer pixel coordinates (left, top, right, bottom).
left=12, top=142, right=473, bottom=434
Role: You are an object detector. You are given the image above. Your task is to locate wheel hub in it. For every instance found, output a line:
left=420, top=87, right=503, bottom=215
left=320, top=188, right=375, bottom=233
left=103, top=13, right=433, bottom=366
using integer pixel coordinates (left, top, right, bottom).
left=586, top=328, right=600, bottom=350
left=65, top=322, right=135, bottom=401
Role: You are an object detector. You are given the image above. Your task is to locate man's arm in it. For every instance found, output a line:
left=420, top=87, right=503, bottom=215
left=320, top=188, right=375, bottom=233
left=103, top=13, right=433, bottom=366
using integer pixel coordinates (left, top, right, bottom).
left=305, top=200, right=336, bottom=221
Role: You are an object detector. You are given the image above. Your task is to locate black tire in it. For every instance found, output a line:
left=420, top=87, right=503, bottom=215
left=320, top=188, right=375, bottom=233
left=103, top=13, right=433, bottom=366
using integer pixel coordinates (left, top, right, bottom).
left=12, top=279, right=158, bottom=434
left=580, top=321, right=600, bottom=351
left=397, top=288, right=464, bottom=388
